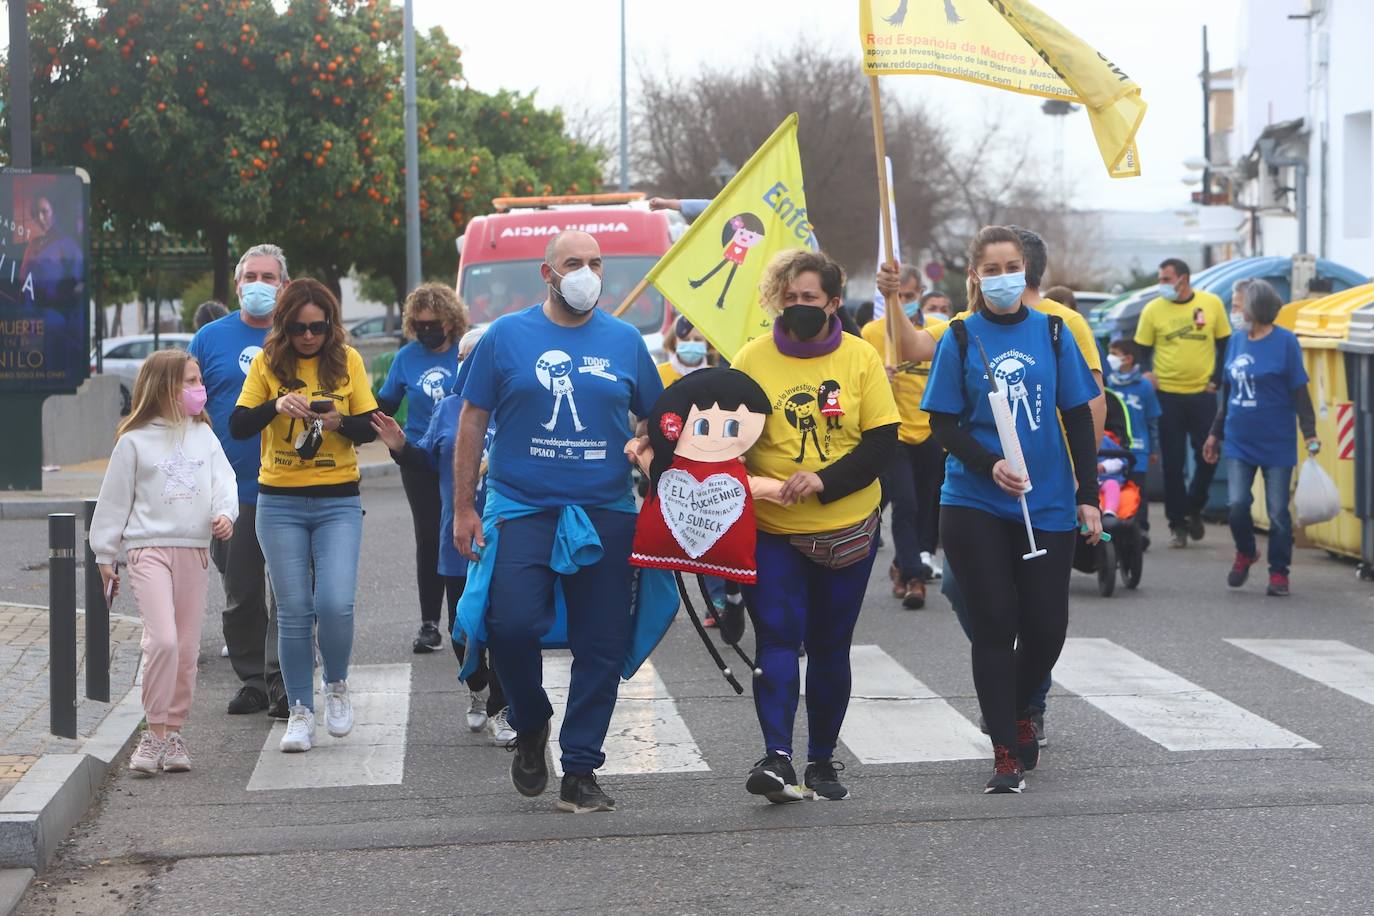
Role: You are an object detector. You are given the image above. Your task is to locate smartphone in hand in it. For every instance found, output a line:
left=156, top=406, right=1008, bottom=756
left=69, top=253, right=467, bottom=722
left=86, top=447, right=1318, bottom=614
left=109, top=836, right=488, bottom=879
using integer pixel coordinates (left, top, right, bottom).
left=309, top=399, right=335, bottom=413
left=103, top=562, right=118, bottom=609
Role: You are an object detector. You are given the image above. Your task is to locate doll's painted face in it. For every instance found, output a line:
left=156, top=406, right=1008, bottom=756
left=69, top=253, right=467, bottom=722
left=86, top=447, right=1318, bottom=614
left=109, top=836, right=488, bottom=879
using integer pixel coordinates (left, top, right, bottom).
left=675, top=402, right=767, bottom=462
left=732, top=227, right=764, bottom=249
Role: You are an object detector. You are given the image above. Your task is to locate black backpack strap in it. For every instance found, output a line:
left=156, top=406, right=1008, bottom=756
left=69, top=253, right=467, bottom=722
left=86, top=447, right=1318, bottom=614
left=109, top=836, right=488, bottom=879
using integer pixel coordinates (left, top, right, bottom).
left=1047, top=313, right=1064, bottom=361
left=951, top=317, right=969, bottom=366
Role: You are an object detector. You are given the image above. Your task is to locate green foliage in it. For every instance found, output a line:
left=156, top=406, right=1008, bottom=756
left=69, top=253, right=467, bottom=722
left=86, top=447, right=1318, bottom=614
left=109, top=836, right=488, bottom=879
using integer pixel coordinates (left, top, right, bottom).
left=177, top=273, right=217, bottom=327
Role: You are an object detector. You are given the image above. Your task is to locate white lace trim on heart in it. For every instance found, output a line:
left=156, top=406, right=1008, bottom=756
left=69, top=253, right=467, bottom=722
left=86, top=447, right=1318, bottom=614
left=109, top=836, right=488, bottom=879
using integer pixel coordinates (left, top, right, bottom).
left=631, top=552, right=756, bottom=579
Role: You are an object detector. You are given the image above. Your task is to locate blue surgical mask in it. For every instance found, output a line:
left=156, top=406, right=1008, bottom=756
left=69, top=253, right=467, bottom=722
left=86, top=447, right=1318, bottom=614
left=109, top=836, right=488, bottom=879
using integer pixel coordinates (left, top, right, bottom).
left=979, top=272, right=1026, bottom=312
left=1157, top=281, right=1180, bottom=302
left=903, top=300, right=922, bottom=320
left=676, top=341, right=707, bottom=365
left=239, top=281, right=279, bottom=317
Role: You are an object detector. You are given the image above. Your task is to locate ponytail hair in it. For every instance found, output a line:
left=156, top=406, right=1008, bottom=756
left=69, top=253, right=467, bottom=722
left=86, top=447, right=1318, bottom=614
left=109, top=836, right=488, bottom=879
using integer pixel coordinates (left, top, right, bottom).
left=965, top=226, right=1024, bottom=314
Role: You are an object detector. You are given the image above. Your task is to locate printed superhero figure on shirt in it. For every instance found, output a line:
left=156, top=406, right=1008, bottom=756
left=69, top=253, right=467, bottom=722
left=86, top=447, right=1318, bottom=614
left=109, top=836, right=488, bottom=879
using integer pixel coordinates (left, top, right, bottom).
left=783, top=391, right=827, bottom=463
left=534, top=349, right=584, bottom=432
left=687, top=213, right=766, bottom=309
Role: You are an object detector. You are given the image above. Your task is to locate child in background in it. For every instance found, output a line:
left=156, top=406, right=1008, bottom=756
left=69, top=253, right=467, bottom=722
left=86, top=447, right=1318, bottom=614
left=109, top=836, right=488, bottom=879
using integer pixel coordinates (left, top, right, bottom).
left=1098, top=432, right=1129, bottom=518
left=1106, top=339, right=1161, bottom=541
left=90, top=350, right=238, bottom=776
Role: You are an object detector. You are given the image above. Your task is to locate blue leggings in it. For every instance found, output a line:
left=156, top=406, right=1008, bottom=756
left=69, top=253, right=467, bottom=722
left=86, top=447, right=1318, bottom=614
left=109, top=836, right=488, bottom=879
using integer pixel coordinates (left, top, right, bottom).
left=742, top=531, right=877, bottom=762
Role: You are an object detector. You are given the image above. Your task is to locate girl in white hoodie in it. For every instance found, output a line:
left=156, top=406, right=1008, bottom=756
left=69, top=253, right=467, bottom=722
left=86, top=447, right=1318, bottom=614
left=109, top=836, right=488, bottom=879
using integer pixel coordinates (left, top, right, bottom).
left=90, top=349, right=238, bottom=776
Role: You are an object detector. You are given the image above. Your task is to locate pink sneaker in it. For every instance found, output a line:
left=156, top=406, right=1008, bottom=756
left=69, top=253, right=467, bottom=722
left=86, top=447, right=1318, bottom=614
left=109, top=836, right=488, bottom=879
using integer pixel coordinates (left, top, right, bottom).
left=129, top=731, right=166, bottom=776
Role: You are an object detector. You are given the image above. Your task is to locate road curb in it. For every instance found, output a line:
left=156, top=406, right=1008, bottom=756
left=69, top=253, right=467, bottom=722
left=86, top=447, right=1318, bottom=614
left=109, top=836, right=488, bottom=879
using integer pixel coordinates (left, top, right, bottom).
left=0, top=687, right=144, bottom=875
left=0, top=868, right=33, bottom=916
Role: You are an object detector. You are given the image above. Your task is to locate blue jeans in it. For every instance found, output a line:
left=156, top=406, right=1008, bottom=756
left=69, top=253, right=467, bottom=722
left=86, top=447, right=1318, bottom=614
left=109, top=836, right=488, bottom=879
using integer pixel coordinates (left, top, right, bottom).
left=485, top=508, right=635, bottom=774
left=256, top=494, right=364, bottom=711
left=1226, top=459, right=1294, bottom=575
left=943, top=555, right=1051, bottom=714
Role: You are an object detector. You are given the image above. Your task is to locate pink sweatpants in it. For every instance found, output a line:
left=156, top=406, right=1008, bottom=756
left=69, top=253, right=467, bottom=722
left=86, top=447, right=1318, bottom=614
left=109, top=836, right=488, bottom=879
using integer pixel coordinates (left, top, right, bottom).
left=1101, top=478, right=1122, bottom=515
left=126, top=547, right=209, bottom=729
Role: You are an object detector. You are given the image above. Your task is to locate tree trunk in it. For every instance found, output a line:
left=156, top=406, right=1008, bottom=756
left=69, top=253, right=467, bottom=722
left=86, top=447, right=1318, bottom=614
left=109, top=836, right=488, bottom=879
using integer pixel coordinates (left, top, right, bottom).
left=387, top=272, right=406, bottom=331
left=209, top=224, right=231, bottom=303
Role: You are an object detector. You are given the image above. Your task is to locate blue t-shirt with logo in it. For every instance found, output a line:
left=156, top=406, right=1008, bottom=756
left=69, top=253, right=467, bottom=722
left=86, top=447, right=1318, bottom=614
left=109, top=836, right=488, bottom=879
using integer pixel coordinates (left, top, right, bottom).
left=1221, top=327, right=1308, bottom=468
left=460, top=305, right=662, bottom=508
left=378, top=340, right=461, bottom=444
left=188, top=313, right=267, bottom=505
left=921, top=309, right=1099, bottom=532
left=1107, top=371, right=1162, bottom=472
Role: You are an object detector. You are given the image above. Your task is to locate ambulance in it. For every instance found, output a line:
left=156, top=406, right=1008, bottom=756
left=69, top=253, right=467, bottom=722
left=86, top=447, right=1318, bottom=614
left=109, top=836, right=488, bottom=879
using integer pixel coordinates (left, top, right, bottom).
left=455, top=193, right=685, bottom=361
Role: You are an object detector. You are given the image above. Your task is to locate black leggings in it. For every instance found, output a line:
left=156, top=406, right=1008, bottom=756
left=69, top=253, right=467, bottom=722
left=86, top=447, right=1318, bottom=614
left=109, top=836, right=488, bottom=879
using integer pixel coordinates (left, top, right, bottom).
left=444, top=575, right=506, bottom=715
left=940, top=506, right=1076, bottom=751
left=400, top=464, right=453, bottom=625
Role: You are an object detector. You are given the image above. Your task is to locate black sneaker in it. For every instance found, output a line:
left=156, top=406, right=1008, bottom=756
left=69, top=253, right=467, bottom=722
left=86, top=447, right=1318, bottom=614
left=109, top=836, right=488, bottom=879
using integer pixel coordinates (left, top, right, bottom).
left=803, top=759, right=850, bottom=800
left=984, top=745, right=1026, bottom=794
left=746, top=752, right=803, bottom=803
left=1031, top=710, right=1048, bottom=748
left=718, top=593, right=746, bottom=646
left=1187, top=513, right=1205, bottom=541
left=557, top=772, right=616, bottom=813
left=266, top=677, right=289, bottom=719
left=412, top=622, right=443, bottom=654
left=507, top=721, right=550, bottom=797
left=226, top=685, right=268, bottom=715
left=1016, top=716, right=1040, bottom=771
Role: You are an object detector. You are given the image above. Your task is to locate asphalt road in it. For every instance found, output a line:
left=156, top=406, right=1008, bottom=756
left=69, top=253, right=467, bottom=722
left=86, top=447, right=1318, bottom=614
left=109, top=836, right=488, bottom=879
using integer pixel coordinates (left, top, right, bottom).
left=7, top=476, right=1374, bottom=915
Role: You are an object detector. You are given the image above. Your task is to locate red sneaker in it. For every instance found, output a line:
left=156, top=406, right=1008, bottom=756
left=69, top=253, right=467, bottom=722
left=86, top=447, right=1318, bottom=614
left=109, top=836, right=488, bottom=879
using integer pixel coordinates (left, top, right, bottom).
left=1227, top=552, right=1259, bottom=588
left=1266, top=573, right=1290, bottom=597
left=984, top=745, right=1026, bottom=794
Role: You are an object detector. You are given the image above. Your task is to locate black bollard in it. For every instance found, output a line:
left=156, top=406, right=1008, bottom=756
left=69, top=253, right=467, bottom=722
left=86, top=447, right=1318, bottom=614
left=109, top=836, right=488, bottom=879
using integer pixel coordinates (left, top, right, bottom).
left=48, top=514, right=78, bottom=738
left=83, top=500, right=110, bottom=703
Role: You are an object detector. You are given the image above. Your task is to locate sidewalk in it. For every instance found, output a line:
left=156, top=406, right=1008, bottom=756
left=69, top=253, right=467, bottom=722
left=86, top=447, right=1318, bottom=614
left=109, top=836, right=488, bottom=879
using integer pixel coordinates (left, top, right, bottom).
left=0, top=440, right=400, bottom=519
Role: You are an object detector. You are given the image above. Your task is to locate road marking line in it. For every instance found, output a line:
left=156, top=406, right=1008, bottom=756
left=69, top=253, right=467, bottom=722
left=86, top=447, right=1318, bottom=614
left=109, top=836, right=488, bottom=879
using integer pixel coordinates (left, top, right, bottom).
left=247, top=664, right=411, bottom=791
left=1053, top=638, right=1318, bottom=751
left=543, top=657, right=708, bottom=777
left=802, top=644, right=991, bottom=763
left=1228, top=639, right=1374, bottom=706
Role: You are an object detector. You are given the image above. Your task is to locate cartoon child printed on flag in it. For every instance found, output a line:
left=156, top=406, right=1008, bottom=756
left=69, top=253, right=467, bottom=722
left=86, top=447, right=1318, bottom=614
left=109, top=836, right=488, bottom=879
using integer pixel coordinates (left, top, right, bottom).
left=688, top=213, right=766, bottom=309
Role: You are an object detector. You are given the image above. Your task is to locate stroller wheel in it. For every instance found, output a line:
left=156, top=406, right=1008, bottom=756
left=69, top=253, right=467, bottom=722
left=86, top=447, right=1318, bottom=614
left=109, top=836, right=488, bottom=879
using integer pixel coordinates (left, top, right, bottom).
left=1097, top=539, right=1117, bottom=597
left=1121, top=542, right=1143, bottom=590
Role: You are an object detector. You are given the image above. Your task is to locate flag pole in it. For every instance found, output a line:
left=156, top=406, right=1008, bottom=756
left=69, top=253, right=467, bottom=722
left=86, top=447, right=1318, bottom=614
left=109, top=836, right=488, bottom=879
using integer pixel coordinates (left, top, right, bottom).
left=868, top=75, right=897, bottom=365
left=611, top=276, right=652, bottom=319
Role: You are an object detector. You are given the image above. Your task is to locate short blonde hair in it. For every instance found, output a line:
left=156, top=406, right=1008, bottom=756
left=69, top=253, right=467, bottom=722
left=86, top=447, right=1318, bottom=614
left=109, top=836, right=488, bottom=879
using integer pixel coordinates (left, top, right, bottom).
left=757, top=249, right=847, bottom=317
left=402, top=283, right=469, bottom=345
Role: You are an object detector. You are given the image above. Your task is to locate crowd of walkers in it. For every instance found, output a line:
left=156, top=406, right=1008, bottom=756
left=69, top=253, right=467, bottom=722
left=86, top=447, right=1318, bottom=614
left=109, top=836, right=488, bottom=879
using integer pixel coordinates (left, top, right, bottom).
left=88, top=222, right=1319, bottom=801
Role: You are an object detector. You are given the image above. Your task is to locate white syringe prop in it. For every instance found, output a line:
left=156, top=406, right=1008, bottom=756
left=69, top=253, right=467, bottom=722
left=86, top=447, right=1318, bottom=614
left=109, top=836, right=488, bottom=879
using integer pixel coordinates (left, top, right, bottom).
left=977, top=336, right=1047, bottom=560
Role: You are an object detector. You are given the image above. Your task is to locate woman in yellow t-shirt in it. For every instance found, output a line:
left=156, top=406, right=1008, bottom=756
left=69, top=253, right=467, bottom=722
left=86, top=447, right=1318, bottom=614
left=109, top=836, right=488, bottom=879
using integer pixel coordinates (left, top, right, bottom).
left=230, top=278, right=379, bottom=755
left=732, top=250, right=900, bottom=804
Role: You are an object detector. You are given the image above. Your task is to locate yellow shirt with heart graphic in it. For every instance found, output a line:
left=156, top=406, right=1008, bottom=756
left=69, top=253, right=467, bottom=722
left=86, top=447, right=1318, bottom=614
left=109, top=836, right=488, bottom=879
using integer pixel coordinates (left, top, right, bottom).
left=733, top=331, right=899, bottom=535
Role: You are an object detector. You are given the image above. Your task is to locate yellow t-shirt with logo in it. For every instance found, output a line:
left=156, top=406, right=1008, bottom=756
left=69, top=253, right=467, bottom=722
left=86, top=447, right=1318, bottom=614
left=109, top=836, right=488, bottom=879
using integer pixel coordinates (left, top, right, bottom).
left=1034, top=298, right=1102, bottom=375
left=236, top=346, right=378, bottom=489
left=734, top=331, right=900, bottom=535
left=1134, top=290, right=1230, bottom=394
left=656, top=361, right=682, bottom=389
left=861, top=316, right=947, bottom=445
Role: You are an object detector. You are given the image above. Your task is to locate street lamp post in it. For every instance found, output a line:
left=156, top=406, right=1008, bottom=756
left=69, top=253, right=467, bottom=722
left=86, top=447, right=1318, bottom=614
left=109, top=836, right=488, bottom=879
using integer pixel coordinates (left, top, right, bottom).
left=403, top=0, right=421, bottom=295
left=8, top=1, right=32, bottom=168
left=619, top=0, right=629, bottom=193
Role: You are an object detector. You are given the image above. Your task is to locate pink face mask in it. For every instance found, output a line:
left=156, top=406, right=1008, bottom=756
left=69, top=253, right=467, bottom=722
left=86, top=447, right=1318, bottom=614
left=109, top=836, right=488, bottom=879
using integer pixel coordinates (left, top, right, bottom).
left=181, top=385, right=208, bottom=417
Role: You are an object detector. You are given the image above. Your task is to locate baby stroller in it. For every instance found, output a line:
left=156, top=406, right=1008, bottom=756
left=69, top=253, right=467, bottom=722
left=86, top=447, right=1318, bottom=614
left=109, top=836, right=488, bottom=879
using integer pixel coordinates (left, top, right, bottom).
left=1073, top=392, right=1145, bottom=596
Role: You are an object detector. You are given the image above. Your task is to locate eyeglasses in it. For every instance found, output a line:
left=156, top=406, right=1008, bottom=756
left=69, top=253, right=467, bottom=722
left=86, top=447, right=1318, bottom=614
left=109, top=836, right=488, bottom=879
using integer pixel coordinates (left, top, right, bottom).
left=286, top=320, right=330, bottom=337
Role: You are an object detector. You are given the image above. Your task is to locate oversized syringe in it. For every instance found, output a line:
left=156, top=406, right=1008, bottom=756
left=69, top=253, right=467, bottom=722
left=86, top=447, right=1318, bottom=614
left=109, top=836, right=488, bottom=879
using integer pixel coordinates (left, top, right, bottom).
left=974, top=336, right=1047, bottom=560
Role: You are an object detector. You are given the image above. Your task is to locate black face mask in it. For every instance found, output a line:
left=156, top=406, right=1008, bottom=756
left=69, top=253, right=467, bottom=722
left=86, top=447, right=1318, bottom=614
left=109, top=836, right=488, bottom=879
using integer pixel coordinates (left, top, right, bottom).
left=780, top=305, right=829, bottom=340
left=416, top=323, right=447, bottom=351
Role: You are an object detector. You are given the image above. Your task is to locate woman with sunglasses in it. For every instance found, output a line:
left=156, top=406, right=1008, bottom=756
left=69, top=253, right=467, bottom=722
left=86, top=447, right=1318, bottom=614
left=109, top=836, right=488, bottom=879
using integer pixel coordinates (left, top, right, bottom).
left=376, top=284, right=469, bottom=655
left=230, top=279, right=380, bottom=754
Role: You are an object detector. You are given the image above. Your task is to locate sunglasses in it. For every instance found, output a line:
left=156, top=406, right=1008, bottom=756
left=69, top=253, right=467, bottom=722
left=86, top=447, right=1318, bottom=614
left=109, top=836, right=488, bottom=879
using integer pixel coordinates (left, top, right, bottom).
left=286, top=320, right=330, bottom=337
left=413, top=321, right=443, bottom=334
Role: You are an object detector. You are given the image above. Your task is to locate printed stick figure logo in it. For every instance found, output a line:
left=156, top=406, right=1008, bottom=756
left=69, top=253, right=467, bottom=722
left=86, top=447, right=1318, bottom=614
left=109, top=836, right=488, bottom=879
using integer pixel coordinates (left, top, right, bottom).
left=1229, top=353, right=1257, bottom=404
left=687, top=213, right=766, bottom=309
left=784, top=392, right=827, bottom=463
left=534, top=349, right=585, bottom=432
left=885, top=0, right=963, bottom=27
left=418, top=367, right=451, bottom=405
left=993, top=355, right=1041, bottom=431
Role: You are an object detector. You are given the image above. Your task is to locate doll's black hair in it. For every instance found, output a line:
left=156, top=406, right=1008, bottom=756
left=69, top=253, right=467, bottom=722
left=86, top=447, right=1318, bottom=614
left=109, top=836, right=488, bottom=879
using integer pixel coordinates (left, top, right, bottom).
left=720, top=212, right=766, bottom=247
left=647, top=367, right=772, bottom=490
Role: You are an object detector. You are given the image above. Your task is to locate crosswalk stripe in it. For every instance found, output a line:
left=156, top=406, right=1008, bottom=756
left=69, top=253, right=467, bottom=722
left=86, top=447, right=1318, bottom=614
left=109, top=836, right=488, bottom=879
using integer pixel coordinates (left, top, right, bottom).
left=802, top=645, right=991, bottom=763
left=1053, top=639, right=1318, bottom=751
left=1227, top=639, right=1374, bottom=706
left=246, top=664, right=412, bottom=791
left=543, top=657, right=708, bottom=777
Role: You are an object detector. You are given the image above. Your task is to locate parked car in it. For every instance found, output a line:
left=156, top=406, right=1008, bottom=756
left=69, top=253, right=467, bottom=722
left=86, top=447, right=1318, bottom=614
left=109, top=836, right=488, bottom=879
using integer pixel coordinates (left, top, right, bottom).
left=347, top=315, right=404, bottom=342
left=91, top=333, right=194, bottom=414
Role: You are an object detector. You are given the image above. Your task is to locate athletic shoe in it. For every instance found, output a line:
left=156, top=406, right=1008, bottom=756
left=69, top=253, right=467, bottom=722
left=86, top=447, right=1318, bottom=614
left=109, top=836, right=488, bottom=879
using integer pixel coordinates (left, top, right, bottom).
left=557, top=773, right=616, bottom=813
left=220, top=645, right=229, bottom=658
left=889, top=563, right=907, bottom=600
left=984, top=745, right=1026, bottom=794
left=1031, top=710, right=1048, bottom=747
left=746, top=752, right=804, bottom=804
left=412, top=622, right=443, bottom=653
left=508, top=721, right=550, bottom=797
left=226, top=685, right=268, bottom=715
left=129, top=731, right=166, bottom=776
left=1016, top=716, right=1040, bottom=771
left=921, top=551, right=942, bottom=581
left=902, top=578, right=926, bottom=610
left=324, top=680, right=353, bottom=738
left=1168, top=528, right=1189, bottom=549
left=1227, top=551, right=1260, bottom=588
left=488, top=707, right=516, bottom=745
left=162, top=732, right=191, bottom=773
left=280, top=703, right=316, bottom=753
left=803, top=759, right=850, bottom=800
left=466, top=688, right=489, bottom=732
left=1266, top=573, right=1290, bottom=597
left=1188, top=513, right=1206, bottom=541
left=718, top=593, right=746, bottom=646
left=267, top=677, right=289, bottom=720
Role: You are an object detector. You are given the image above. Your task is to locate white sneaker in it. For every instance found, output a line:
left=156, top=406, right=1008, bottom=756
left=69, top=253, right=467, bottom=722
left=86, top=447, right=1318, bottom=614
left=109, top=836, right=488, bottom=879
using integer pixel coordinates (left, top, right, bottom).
left=487, top=707, right=516, bottom=745
left=921, top=551, right=942, bottom=580
left=466, top=688, right=488, bottom=732
left=162, top=732, right=191, bottom=772
left=220, top=644, right=229, bottom=658
left=280, top=703, right=316, bottom=753
left=324, top=680, right=354, bottom=738
left=129, top=730, right=166, bottom=775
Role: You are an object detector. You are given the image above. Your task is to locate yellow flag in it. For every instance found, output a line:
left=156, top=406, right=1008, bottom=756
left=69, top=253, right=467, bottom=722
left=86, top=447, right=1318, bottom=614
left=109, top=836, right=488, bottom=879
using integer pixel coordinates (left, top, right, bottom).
left=644, top=114, right=812, bottom=361
left=859, top=0, right=1146, bottom=178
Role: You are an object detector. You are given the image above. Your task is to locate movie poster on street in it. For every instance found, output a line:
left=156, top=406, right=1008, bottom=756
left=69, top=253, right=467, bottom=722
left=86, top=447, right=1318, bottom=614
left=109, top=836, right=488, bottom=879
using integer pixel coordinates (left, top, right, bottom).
left=0, top=168, right=91, bottom=393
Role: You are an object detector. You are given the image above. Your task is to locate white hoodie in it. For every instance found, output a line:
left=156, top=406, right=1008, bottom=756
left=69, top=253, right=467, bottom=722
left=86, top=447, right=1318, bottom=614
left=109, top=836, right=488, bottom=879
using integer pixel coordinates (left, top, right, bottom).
left=89, top=419, right=239, bottom=565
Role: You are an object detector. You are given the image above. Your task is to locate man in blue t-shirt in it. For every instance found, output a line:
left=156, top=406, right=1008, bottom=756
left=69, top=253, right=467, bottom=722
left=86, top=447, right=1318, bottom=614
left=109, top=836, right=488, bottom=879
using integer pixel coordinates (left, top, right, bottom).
left=188, top=243, right=288, bottom=718
left=454, top=230, right=662, bottom=814
left=1107, top=338, right=1162, bottom=538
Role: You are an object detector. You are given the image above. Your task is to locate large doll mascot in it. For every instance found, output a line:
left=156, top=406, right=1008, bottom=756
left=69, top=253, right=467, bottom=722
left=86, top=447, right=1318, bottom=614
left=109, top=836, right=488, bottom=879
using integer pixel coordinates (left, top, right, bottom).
left=625, top=367, right=782, bottom=693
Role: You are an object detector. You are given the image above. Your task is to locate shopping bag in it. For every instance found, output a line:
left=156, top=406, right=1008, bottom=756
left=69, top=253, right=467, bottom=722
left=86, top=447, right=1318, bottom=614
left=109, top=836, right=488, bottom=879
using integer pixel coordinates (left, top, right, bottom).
left=1294, top=459, right=1341, bottom=526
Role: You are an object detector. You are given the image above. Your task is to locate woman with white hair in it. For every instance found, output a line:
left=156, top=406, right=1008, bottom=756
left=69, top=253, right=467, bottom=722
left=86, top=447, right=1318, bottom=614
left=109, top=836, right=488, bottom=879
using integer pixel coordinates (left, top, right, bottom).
left=1203, top=278, right=1319, bottom=597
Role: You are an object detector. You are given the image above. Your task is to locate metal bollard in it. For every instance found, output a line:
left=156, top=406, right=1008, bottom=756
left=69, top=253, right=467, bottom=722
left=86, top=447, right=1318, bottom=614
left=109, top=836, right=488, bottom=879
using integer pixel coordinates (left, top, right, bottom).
left=83, top=499, right=110, bottom=702
left=48, top=514, right=78, bottom=738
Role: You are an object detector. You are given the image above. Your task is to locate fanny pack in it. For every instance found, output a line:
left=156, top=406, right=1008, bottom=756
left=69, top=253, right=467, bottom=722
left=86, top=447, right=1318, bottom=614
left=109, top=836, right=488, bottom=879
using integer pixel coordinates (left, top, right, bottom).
left=788, top=510, right=880, bottom=569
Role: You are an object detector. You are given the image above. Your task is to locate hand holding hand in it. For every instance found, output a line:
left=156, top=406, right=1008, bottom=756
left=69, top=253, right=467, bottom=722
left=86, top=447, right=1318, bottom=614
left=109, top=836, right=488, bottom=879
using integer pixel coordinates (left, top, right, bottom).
left=748, top=475, right=786, bottom=504
left=991, top=459, right=1029, bottom=497
left=623, top=436, right=653, bottom=475
left=778, top=471, right=824, bottom=505
left=211, top=515, right=234, bottom=540
left=371, top=412, right=407, bottom=451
